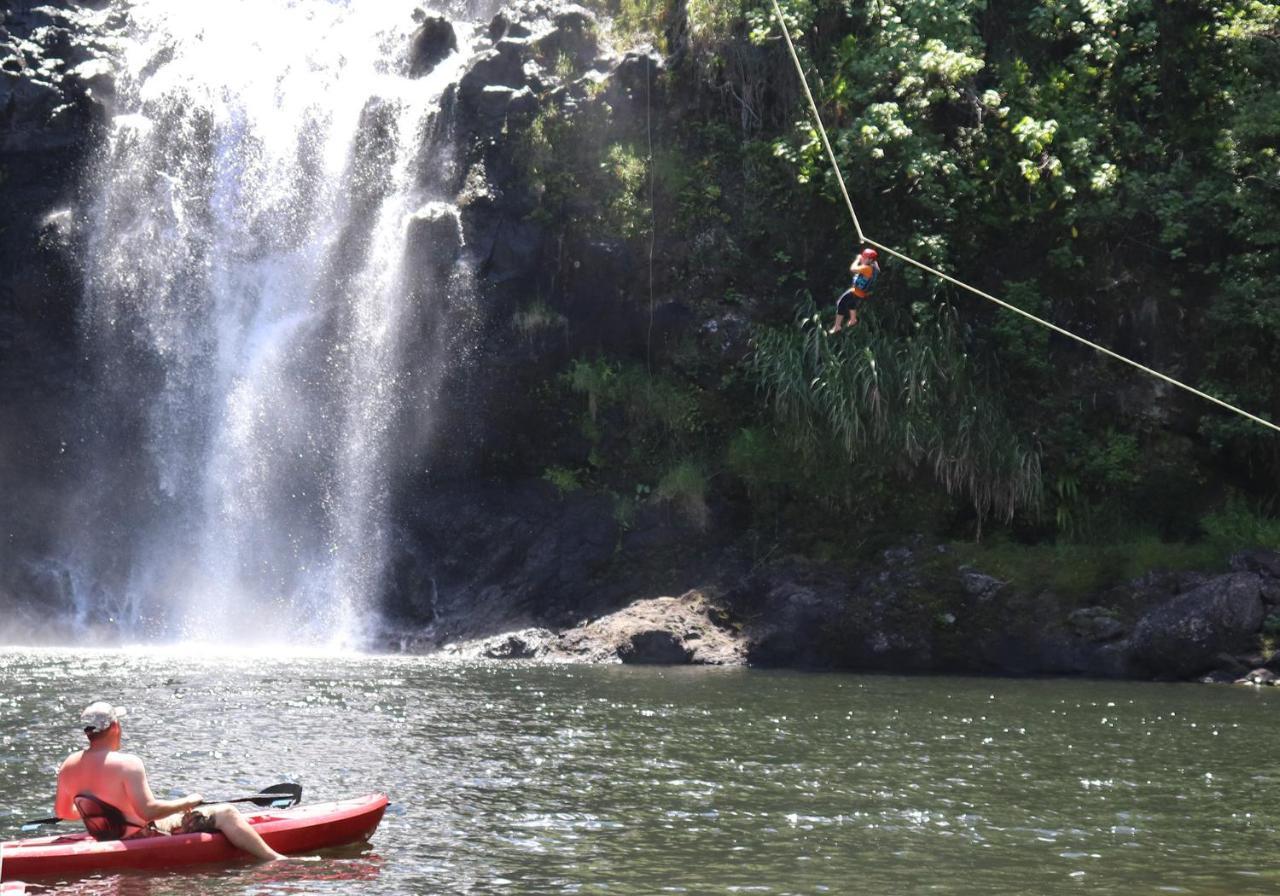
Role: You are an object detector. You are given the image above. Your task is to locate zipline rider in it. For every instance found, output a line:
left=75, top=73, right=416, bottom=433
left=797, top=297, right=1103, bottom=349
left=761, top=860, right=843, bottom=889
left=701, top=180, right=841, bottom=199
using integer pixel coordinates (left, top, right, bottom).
left=829, top=247, right=880, bottom=334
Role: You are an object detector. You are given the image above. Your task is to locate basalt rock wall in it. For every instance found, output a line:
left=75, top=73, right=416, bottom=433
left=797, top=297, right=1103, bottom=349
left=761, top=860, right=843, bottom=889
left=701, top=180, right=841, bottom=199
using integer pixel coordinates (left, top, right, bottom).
left=0, top=1, right=109, bottom=596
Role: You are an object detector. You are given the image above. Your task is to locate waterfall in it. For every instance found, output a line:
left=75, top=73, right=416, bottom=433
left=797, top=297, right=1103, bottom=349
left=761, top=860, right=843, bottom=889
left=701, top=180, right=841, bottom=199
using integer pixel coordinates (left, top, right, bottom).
left=65, top=0, right=476, bottom=647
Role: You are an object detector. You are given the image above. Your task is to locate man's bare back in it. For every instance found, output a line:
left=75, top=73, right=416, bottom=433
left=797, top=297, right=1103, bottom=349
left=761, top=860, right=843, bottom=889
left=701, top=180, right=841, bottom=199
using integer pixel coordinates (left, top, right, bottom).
left=55, top=748, right=158, bottom=831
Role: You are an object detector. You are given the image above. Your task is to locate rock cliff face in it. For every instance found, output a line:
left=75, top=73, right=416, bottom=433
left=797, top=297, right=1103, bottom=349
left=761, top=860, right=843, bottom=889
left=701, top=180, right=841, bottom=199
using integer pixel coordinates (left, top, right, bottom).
left=0, top=1, right=111, bottom=621
left=2, top=0, right=1278, bottom=682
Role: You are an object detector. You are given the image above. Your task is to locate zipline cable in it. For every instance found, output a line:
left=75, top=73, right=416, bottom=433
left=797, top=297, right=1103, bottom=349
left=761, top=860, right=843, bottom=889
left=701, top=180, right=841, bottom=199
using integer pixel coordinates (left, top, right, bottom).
left=768, top=0, right=1280, bottom=436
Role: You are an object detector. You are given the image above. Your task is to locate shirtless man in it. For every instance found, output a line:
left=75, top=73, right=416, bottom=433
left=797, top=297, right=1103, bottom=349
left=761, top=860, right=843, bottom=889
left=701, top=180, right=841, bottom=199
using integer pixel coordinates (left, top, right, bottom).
left=54, top=701, right=285, bottom=861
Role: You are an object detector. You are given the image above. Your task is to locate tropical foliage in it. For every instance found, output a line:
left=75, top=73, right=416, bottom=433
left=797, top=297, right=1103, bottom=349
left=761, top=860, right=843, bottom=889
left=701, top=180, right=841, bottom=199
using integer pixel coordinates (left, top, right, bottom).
left=518, top=0, right=1280, bottom=557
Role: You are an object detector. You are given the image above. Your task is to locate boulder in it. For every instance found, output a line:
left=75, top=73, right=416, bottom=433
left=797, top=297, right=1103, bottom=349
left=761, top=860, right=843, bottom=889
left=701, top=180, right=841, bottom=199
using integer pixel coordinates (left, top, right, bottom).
left=481, top=628, right=556, bottom=659
left=474, top=84, right=537, bottom=121
left=1231, top=550, right=1280, bottom=606
left=409, top=14, right=456, bottom=77
left=1199, top=669, right=1238, bottom=685
left=405, top=202, right=463, bottom=281
left=532, top=7, right=599, bottom=70
left=1130, top=573, right=1264, bottom=678
left=1235, top=668, right=1278, bottom=686
left=1067, top=607, right=1127, bottom=643
left=1230, top=549, right=1280, bottom=581
left=960, top=568, right=1004, bottom=600
left=610, top=48, right=662, bottom=97
left=487, top=9, right=533, bottom=42
left=741, top=576, right=847, bottom=667
left=459, top=42, right=527, bottom=96
left=551, top=591, right=744, bottom=665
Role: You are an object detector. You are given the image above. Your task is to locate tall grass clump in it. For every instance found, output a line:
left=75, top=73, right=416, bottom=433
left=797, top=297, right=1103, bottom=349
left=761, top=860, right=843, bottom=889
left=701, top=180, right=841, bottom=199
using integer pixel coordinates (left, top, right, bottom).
left=748, top=302, right=1042, bottom=530
left=1202, top=493, right=1280, bottom=555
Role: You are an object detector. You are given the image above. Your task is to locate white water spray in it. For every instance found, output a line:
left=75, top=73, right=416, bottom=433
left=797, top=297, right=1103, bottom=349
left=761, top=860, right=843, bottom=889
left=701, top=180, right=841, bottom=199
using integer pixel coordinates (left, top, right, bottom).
left=70, top=0, right=477, bottom=647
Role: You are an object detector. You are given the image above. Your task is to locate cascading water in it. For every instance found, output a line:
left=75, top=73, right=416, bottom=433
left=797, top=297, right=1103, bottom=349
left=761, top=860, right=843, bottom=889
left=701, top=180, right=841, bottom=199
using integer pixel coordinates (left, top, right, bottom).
left=65, top=0, right=478, bottom=647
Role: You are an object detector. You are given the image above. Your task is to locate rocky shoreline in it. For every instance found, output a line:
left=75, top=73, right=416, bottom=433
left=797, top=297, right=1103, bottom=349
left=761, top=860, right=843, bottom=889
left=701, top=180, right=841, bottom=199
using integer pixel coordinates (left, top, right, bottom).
left=375, top=477, right=1280, bottom=684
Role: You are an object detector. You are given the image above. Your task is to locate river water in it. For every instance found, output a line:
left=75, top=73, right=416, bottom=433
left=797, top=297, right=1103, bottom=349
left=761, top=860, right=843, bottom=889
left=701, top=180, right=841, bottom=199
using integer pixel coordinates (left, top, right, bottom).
left=2, top=649, right=1278, bottom=894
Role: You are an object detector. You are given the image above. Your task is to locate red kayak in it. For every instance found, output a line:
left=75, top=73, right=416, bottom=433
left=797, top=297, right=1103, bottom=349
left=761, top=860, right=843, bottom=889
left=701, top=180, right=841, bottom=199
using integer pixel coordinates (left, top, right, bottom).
left=0, top=793, right=387, bottom=880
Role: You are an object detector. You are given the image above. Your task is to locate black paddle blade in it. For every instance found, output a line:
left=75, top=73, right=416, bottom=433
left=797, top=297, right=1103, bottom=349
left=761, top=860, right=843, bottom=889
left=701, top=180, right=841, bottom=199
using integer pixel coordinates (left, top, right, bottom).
left=250, top=782, right=302, bottom=807
left=21, top=816, right=62, bottom=831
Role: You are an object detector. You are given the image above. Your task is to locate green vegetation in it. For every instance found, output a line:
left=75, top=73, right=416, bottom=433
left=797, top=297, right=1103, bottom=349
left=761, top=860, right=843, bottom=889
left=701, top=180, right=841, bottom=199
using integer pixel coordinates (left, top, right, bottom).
left=506, top=0, right=1280, bottom=576
left=939, top=537, right=1224, bottom=602
left=750, top=303, right=1041, bottom=532
left=543, top=465, right=584, bottom=494
left=656, top=460, right=710, bottom=529
left=1202, top=493, right=1280, bottom=555
left=513, top=301, right=568, bottom=339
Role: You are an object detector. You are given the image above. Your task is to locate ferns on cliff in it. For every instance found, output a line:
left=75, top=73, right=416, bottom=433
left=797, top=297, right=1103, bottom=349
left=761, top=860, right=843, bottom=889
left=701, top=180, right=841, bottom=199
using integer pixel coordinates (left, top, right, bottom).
left=748, top=303, right=1041, bottom=530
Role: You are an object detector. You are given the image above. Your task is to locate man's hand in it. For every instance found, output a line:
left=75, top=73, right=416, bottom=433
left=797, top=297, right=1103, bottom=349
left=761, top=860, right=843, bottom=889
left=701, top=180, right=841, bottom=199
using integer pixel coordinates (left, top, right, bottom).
left=184, top=793, right=205, bottom=810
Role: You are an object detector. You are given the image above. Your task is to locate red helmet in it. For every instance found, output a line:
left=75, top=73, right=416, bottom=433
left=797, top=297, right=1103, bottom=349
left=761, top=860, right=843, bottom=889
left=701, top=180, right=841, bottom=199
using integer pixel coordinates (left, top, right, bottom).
left=860, top=248, right=878, bottom=261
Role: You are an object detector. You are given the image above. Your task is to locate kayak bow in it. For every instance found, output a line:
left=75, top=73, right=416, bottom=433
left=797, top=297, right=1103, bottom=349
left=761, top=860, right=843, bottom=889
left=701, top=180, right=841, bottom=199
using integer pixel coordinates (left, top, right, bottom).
left=1, top=793, right=387, bottom=880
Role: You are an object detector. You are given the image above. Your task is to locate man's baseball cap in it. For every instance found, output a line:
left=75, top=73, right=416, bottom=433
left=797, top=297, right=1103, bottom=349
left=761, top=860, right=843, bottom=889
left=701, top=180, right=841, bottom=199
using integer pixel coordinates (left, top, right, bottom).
left=80, top=701, right=127, bottom=733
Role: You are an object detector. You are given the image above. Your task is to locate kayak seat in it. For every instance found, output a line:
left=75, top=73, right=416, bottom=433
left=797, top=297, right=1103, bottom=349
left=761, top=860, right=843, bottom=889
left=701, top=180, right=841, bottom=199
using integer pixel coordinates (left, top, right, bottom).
left=73, top=793, right=133, bottom=842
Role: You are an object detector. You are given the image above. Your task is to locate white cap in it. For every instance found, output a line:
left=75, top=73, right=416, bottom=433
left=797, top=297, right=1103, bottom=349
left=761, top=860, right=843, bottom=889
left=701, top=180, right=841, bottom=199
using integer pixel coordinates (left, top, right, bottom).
left=80, top=701, right=127, bottom=734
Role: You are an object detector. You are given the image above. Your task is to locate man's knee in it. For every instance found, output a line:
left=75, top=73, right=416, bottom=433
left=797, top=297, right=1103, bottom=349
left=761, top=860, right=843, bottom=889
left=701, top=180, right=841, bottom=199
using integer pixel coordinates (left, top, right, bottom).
left=205, top=804, right=239, bottom=827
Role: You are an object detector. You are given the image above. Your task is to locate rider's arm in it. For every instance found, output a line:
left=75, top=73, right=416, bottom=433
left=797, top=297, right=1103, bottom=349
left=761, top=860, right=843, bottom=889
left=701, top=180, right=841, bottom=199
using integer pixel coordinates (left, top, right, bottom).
left=121, top=757, right=203, bottom=820
left=54, top=758, right=78, bottom=820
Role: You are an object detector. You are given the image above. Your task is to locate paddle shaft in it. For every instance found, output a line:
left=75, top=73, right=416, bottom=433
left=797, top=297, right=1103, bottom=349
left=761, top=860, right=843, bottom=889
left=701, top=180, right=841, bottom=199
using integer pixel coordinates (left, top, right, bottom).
left=20, top=784, right=301, bottom=830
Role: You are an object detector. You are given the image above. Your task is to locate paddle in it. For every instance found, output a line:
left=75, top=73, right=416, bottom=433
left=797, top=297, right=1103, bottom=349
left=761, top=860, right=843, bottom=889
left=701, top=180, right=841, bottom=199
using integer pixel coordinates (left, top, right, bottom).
left=19, top=783, right=302, bottom=831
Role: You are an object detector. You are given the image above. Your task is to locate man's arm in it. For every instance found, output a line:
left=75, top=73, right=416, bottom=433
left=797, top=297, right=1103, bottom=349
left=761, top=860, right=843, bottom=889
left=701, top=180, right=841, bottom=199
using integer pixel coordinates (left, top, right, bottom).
left=54, top=757, right=78, bottom=820
left=121, top=757, right=203, bottom=821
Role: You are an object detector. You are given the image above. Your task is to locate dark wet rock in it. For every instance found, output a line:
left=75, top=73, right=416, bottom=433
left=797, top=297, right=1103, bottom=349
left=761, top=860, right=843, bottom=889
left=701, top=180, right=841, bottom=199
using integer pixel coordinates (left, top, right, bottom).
left=382, top=528, right=438, bottom=625
left=0, top=4, right=112, bottom=152
left=607, top=48, right=662, bottom=104
left=480, top=628, right=557, bottom=659
left=1230, top=549, right=1280, bottom=581
left=738, top=568, right=850, bottom=668
left=487, top=10, right=533, bottom=42
left=458, top=42, right=528, bottom=110
left=1130, top=573, right=1264, bottom=678
left=405, top=202, right=463, bottom=280
left=960, top=569, right=1005, bottom=600
left=409, top=14, right=457, bottom=77
left=698, top=312, right=751, bottom=361
left=1231, top=550, right=1280, bottom=606
left=882, top=546, right=912, bottom=566
left=1068, top=607, right=1127, bottom=643
left=1214, top=652, right=1250, bottom=676
left=387, top=480, right=623, bottom=644
left=1235, top=668, right=1277, bottom=686
left=532, top=7, right=599, bottom=69
left=1199, top=669, right=1238, bottom=685
left=473, top=84, right=538, bottom=121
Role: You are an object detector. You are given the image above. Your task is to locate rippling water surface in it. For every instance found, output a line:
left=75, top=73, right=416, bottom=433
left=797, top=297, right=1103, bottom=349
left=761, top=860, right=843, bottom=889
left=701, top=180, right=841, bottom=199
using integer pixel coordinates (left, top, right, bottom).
left=2, top=648, right=1279, bottom=894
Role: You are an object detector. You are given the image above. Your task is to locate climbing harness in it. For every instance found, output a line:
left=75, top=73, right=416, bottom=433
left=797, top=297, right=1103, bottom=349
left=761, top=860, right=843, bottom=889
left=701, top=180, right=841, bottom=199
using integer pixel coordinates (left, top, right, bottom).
left=768, top=0, right=1280, bottom=435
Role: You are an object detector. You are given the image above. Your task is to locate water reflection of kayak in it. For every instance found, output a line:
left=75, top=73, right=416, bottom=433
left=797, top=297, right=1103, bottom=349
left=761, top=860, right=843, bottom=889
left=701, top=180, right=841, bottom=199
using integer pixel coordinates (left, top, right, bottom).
left=1, top=882, right=27, bottom=895
left=1, top=794, right=387, bottom=881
